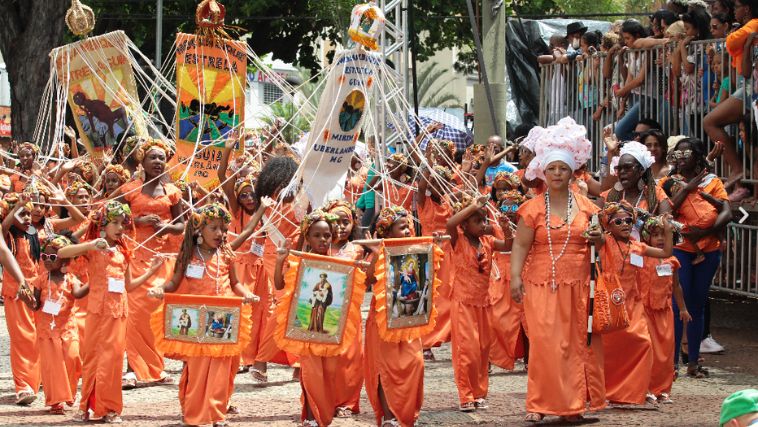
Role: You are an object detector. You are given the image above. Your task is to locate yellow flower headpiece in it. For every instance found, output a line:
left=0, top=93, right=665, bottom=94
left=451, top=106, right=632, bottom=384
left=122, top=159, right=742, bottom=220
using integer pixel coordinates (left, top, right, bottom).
left=191, top=202, right=232, bottom=231
left=300, top=209, right=339, bottom=236
left=91, top=200, right=132, bottom=228
left=65, top=179, right=92, bottom=198
left=137, top=138, right=173, bottom=162
left=18, top=142, right=40, bottom=158
left=233, top=175, right=256, bottom=200
left=75, top=161, right=97, bottom=183
left=432, top=165, right=453, bottom=182
left=43, top=234, right=73, bottom=251
left=324, top=199, right=355, bottom=222
left=500, top=190, right=526, bottom=205
left=433, top=139, right=456, bottom=158
left=375, top=206, right=408, bottom=238
left=493, top=171, right=522, bottom=191
left=2, top=192, right=33, bottom=214
left=600, top=200, right=636, bottom=229
left=104, top=164, right=131, bottom=186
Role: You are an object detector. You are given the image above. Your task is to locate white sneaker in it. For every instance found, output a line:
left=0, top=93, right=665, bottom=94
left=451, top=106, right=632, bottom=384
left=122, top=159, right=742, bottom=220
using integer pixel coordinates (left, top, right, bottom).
left=700, top=336, right=725, bottom=354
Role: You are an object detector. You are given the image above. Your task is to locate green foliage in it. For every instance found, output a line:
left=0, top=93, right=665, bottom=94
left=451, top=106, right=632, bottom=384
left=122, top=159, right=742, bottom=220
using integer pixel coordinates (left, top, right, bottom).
left=417, top=61, right=462, bottom=108
left=259, top=101, right=311, bottom=145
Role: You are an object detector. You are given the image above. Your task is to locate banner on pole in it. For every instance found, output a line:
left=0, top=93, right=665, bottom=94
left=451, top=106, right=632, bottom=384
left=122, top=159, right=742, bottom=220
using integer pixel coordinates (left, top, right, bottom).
left=299, top=48, right=378, bottom=207
left=173, top=33, right=246, bottom=188
left=52, top=31, right=144, bottom=159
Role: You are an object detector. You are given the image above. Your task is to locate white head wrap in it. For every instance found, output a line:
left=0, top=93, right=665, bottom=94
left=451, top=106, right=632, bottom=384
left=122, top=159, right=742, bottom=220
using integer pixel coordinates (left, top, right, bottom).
left=667, top=135, right=687, bottom=153
left=520, top=126, right=546, bottom=153
left=525, top=117, right=592, bottom=181
left=609, top=140, right=656, bottom=175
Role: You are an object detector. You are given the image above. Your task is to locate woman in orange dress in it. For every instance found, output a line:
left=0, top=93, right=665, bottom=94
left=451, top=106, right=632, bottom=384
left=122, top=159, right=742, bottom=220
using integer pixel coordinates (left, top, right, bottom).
left=367, top=153, right=416, bottom=213
left=115, top=138, right=185, bottom=387
left=364, top=207, right=424, bottom=427
left=1, top=193, right=41, bottom=405
left=510, top=118, right=605, bottom=423
left=59, top=201, right=161, bottom=423
left=9, top=142, right=40, bottom=193
left=149, top=203, right=258, bottom=427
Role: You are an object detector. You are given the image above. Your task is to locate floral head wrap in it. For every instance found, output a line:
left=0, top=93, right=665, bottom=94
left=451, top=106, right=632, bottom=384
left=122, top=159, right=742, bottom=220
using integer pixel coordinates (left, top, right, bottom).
left=174, top=179, right=189, bottom=192
left=433, top=139, right=456, bottom=159
left=374, top=206, right=409, bottom=238
left=233, top=175, right=256, bottom=200
left=493, top=171, right=522, bottom=191
left=609, top=140, right=655, bottom=175
left=3, top=192, right=33, bottom=213
left=432, top=165, right=453, bottom=182
left=122, top=136, right=144, bottom=159
left=43, top=234, right=74, bottom=251
left=137, top=138, right=173, bottom=162
left=191, top=203, right=232, bottom=231
left=65, top=179, right=92, bottom=199
left=388, top=153, right=408, bottom=168
left=18, top=142, right=40, bottom=158
left=525, top=117, right=592, bottom=182
left=23, top=180, right=52, bottom=201
left=91, top=200, right=132, bottom=228
left=640, top=215, right=665, bottom=243
left=599, top=200, right=636, bottom=229
left=451, top=192, right=478, bottom=214
left=75, top=161, right=97, bottom=184
left=104, top=164, right=131, bottom=186
left=466, top=144, right=486, bottom=159
left=300, top=209, right=338, bottom=236
left=324, top=199, right=355, bottom=222
left=500, top=190, right=526, bottom=205
left=520, top=126, right=546, bottom=153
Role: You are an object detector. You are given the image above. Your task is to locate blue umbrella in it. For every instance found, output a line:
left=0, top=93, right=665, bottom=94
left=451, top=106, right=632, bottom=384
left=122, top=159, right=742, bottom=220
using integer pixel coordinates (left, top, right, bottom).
left=389, top=108, right=473, bottom=152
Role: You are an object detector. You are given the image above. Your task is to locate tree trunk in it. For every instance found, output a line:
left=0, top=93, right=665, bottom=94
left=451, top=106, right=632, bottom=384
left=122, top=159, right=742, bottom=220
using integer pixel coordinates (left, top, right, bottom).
left=0, top=1, right=68, bottom=142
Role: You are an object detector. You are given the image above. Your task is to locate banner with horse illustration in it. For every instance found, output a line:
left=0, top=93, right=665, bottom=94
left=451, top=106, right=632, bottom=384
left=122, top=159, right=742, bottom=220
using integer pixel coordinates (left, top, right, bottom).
left=173, top=33, right=246, bottom=188
left=52, top=31, right=145, bottom=159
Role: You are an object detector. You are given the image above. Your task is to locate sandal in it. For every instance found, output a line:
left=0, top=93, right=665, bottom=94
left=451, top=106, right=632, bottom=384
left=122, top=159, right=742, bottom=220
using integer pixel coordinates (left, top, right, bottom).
left=227, top=405, right=240, bottom=415
left=335, top=406, right=353, bottom=418
left=657, top=393, right=673, bottom=404
left=213, top=422, right=228, bottom=427
left=122, top=376, right=137, bottom=390
left=237, top=365, right=250, bottom=375
left=474, top=398, right=488, bottom=409
left=250, top=367, right=268, bottom=384
left=645, top=393, right=658, bottom=406
left=524, top=412, right=544, bottom=422
left=301, top=420, right=318, bottom=427
left=459, top=402, right=476, bottom=412
left=686, top=366, right=706, bottom=378
left=155, top=375, right=174, bottom=385
left=73, top=410, right=89, bottom=422
left=423, top=349, right=435, bottom=361
left=382, top=418, right=401, bottom=426
left=15, top=390, right=36, bottom=405
left=559, top=414, right=585, bottom=423
left=50, top=403, right=66, bottom=415
left=104, top=411, right=123, bottom=424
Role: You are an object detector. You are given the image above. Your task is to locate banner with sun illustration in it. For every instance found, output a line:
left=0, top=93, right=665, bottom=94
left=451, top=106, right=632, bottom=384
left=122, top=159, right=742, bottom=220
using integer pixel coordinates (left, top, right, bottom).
left=173, top=33, right=246, bottom=188
left=52, top=31, right=145, bottom=160
left=299, top=48, right=379, bottom=206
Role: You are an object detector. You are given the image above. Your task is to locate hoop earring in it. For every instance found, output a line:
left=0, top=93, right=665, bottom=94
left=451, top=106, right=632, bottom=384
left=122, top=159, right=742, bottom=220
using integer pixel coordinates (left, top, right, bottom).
left=613, top=181, right=624, bottom=192
left=197, top=235, right=204, bottom=245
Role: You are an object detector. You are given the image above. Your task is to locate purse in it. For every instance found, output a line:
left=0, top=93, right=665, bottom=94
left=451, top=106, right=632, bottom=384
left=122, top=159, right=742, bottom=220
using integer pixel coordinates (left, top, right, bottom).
left=592, top=272, right=630, bottom=334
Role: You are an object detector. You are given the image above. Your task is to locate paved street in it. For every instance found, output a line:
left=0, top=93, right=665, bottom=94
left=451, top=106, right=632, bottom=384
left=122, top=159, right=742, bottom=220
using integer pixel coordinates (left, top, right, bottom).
left=0, top=292, right=755, bottom=426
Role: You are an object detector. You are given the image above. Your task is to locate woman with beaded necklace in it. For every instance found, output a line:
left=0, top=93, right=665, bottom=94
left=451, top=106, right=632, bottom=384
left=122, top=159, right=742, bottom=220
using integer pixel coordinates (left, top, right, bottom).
left=510, top=118, right=605, bottom=423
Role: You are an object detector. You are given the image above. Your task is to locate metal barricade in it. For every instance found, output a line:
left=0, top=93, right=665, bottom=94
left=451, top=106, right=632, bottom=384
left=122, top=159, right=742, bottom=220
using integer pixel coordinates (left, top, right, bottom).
left=716, top=223, right=758, bottom=297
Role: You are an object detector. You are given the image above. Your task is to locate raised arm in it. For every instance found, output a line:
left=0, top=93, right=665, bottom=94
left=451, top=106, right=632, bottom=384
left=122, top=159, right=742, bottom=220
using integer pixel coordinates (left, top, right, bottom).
left=218, top=142, right=239, bottom=214
left=446, top=195, right=488, bottom=247
left=230, top=196, right=274, bottom=251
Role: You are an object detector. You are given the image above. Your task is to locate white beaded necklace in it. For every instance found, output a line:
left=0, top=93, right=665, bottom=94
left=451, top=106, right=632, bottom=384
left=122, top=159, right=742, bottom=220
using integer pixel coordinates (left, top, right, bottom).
left=196, top=247, right=221, bottom=295
left=545, top=191, right=574, bottom=292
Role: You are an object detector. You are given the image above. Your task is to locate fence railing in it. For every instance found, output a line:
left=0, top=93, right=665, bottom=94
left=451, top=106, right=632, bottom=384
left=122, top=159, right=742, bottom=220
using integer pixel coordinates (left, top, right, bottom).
left=716, top=223, right=758, bottom=297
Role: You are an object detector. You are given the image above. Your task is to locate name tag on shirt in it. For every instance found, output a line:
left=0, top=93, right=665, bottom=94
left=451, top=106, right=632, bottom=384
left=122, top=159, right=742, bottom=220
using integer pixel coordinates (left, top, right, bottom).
left=186, top=263, right=205, bottom=279
left=42, top=300, right=61, bottom=315
left=630, top=253, right=644, bottom=268
left=108, top=277, right=126, bottom=294
left=251, top=243, right=264, bottom=257
left=656, top=263, right=673, bottom=276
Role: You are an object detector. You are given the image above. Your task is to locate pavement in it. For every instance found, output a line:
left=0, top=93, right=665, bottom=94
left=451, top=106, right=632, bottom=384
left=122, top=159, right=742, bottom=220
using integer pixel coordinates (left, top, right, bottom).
left=0, top=291, right=756, bottom=426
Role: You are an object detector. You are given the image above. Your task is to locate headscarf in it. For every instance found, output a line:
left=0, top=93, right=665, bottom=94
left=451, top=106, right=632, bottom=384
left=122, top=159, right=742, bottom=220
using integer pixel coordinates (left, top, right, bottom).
left=374, top=206, right=409, bottom=238
left=17, top=142, right=40, bottom=158
left=520, top=126, right=546, bottom=153
left=432, top=165, right=453, bottom=182
left=300, top=209, right=338, bottom=236
left=525, top=117, right=592, bottom=182
left=640, top=215, right=665, bottom=243
left=433, top=139, right=456, bottom=159
left=136, top=138, right=173, bottom=162
left=175, top=179, right=189, bottom=192
left=191, top=202, right=232, bottom=231
left=75, top=161, right=98, bottom=184
left=492, top=171, right=522, bottom=191
left=3, top=193, right=39, bottom=261
left=43, top=234, right=74, bottom=251
left=609, top=140, right=655, bottom=175
left=324, top=199, right=355, bottom=221
left=451, top=191, right=476, bottom=214
left=104, top=164, right=131, bottom=186
left=3, top=192, right=33, bottom=214
left=23, top=180, right=52, bottom=201
left=65, top=179, right=92, bottom=199
left=233, top=175, right=256, bottom=200
left=500, top=190, right=526, bottom=205
left=91, top=200, right=132, bottom=228
left=388, top=153, right=408, bottom=168
left=599, top=200, right=636, bottom=229
left=122, top=136, right=143, bottom=159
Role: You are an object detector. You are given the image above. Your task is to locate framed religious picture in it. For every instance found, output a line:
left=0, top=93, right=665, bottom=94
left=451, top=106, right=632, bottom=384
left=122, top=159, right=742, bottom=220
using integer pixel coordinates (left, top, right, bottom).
left=373, top=237, right=444, bottom=342
left=151, top=294, right=252, bottom=359
left=274, top=251, right=366, bottom=357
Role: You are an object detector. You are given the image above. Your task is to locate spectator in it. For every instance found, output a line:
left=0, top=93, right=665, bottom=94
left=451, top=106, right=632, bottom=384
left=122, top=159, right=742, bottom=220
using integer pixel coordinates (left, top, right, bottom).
left=710, top=0, right=736, bottom=24
left=614, top=20, right=654, bottom=141
left=566, top=21, right=588, bottom=52
left=652, top=9, right=680, bottom=37
left=667, top=0, right=690, bottom=16
left=674, top=9, right=714, bottom=137
left=711, top=13, right=733, bottom=37
left=578, top=31, right=602, bottom=129
left=708, top=45, right=731, bottom=109
left=593, top=32, right=623, bottom=122
left=719, top=389, right=758, bottom=427
left=633, top=118, right=663, bottom=141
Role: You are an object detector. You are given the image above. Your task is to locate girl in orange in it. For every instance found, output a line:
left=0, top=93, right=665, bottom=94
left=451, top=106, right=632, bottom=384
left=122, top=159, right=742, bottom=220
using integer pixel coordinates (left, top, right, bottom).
left=366, top=154, right=416, bottom=213
left=115, top=138, right=184, bottom=387
left=325, top=199, right=365, bottom=417
left=148, top=203, right=258, bottom=427
left=639, top=216, right=691, bottom=403
left=99, top=164, right=131, bottom=201
left=10, top=142, right=40, bottom=192
left=510, top=117, right=603, bottom=423
left=446, top=193, right=511, bottom=412
left=21, top=233, right=82, bottom=414
left=26, top=183, right=87, bottom=242
left=365, top=206, right=424, bottom=427
left=59, top=200, right=161, bottom=423
left=0, top=193, right=41, bottom=405
left=596, top=201, right=673, bottom=405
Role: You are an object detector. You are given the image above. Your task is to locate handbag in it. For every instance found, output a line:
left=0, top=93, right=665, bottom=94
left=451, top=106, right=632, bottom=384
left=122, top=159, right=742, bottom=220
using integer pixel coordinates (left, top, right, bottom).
left=592, top=272, right=630, bottom=334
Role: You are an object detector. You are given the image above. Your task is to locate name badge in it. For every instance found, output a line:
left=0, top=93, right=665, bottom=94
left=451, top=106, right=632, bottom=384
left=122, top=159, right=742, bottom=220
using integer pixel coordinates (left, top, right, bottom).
left=42, top=300, right=61, bottom=315
left=630, top=253, right=644, bottom=268
left=251, top=243, right=264, bottom=258
left=108, top=277, right=126, bottom=294
left=656, top=263, right=673, bottom=276
left=186, top=263, right=205, bottom=279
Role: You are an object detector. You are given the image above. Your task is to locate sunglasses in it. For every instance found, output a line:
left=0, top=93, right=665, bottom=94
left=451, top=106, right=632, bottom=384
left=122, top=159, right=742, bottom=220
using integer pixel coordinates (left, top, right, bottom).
left=668, top=149, right=693, bottom=160
left=41, top=253, right=58, bottom=262
left=611, top=217, right=634, bottom=226
left=614, top=164, right=639, bottom=174
left=499, top=204, right=519, bottom=213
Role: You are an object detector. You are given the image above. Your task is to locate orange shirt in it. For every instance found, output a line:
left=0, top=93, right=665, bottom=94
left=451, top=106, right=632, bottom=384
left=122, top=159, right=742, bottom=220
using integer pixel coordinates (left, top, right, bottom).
left=450, top=228, right=495, bottom=306
left=599, top=186, right=670, bottom=214
left=119, top=179, right=182, bottom=255
left=638, top=256, right=680, bottom=311
left=32, top=272, right=80, bottom=339
left=84, top=247, right=129, bottom=318
left=417, top=197, right=452, bottom=236
left=2, top=232, right=39, bottom=297
left=658, top=175, right=727, bottom=253
left=176, top=252, right=234, bottom=297
left=386, top=181, right=415, bottom=212
left=727, top=19, right=758, bottom=74
left=600, top=235, right=648, bottom=301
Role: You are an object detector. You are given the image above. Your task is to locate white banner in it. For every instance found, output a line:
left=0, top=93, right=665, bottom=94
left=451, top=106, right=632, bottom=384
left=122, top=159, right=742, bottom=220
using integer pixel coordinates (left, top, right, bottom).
left=299, top=48, right=378, bottom=207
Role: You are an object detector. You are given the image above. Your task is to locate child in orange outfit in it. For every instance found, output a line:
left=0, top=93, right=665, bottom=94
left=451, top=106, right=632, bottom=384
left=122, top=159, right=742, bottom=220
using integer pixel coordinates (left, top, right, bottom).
left=59, top=201, right=162, bottom=423
left=446, top=194, right=511, bottom=412
left=639, top=216, right=691, bottom=403
left=148, top=203, right=259, bottom=427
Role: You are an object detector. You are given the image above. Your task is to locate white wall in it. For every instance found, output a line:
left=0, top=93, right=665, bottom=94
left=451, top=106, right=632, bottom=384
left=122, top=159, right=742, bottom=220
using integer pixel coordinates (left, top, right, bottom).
left=0, top=51, right=10, bottom=106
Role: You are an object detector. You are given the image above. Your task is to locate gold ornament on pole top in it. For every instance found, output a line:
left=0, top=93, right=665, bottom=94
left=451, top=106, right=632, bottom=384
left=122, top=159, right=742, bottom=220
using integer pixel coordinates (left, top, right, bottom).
left=65, top=0, right=96, bottom=37
left=195, top=0, right=236, bottom=39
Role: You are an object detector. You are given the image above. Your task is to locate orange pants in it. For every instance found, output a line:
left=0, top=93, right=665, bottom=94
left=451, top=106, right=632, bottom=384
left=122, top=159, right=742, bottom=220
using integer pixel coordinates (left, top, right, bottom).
left=333, top=330, right=363, bottom=413
left=179, top=356, right=238, bottom=425
left=364, top=312, right=423, bottom=427
left=451, top=302, right=491, bottom=404
left=299, top=355, right=337, bottom=426
left=240, top=262, right=270, bottom=366
left=255, top=287, right=299, bottom=367
left=421, top=247, right=452, bottom=349
left=603, top=300, right=653, bottom=405
left=4, top=298, right=40, bottom=394
left=80, top=313, right=127, bottom=417
left=488, top=287, right=525, bottom=370
left=126, top=285, right=164, bottom=381
left=645, top=307, right=675, bottom=396
left=37, top=334, right=80, bottom=406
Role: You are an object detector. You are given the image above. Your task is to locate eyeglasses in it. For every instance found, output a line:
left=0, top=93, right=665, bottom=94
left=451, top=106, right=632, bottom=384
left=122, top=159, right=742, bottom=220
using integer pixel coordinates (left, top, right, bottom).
left=238, top=192, right=254, bottom=200
left=41, top=253, right=58, bottom=262
left=611, top=217, right=634, bottom=226
left=668, top=149, right=693, bottom=160
left=614, top=164, right=639, bottom=174
left=499, top=204, right=519, bottom=213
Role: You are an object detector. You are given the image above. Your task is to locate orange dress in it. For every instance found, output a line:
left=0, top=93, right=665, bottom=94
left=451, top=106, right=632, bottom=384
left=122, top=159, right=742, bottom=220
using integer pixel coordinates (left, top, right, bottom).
left=33, top=272, right=81, bottom=406
left=417, top=197, right=453, bottom=349
left=599, top=235, right=653, bottom=405
left=175, top=252, right=239, bottom=426
left=639, top=256, right=681, bottom=396
left=385, top=181, right=415, bottom=212
left=120, top=179, right=182, bottom=381
left=79, top=247, right=129, bottom=417
left=364, top=297, right=424, bottom=427
left=450, top=229, right=495, bottom=405
left=518, top=194, right=606, bottom=416
left=489, top=248, right=526, bottom=370
left=2, top=232, right=41, bottom=394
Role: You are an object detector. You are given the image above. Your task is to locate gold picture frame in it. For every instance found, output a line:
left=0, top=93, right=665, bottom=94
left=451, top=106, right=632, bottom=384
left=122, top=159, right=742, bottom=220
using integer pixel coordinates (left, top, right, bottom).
left=383, top=242, right=435, bottom=329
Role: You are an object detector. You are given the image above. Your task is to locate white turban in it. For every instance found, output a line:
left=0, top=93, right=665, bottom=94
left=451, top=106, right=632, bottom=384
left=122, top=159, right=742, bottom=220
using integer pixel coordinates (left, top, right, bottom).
left=609, top=140, right=656, bottom=175
left=525, top=117, right=592, bottom=181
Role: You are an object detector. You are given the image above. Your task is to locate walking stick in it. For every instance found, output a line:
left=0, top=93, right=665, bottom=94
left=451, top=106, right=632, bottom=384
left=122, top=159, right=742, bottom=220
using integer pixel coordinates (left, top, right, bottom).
left=587, top=214, right=599, bottom=346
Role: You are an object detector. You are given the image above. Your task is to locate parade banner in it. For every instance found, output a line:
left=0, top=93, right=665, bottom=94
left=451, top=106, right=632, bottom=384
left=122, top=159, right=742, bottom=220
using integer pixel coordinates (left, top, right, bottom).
left=52, top=31, right=144, bottom=159
left=299, top=48, right=379, bottom=206
left=0, top=106, right=10, bottom=137
left=150, top=293, right=252, bottom=359
left=373, top=237, right=442, bottom=342
left=274, top=252, right=366, bottom=357
left=173, top=33, right=246, bottom=188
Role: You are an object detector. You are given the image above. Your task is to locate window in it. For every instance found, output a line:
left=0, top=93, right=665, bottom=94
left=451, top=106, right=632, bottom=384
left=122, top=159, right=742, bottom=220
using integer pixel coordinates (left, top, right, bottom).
left=262, top=82, right=283, bottom=105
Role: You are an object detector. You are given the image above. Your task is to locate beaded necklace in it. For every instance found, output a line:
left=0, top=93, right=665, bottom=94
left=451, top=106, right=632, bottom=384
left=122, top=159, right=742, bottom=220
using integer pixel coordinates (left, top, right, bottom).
left=545, top=191, right=574, bottom=292
left=196, top=247, right=221, bottom=295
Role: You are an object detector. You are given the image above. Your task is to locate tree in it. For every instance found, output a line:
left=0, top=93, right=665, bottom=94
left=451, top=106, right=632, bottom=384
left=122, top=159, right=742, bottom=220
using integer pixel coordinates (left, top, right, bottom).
left=417, top=61, right=462, bottom=108
left=260, top=101, right=311, bottom=145
left=0, top=1, right=69, bottom=141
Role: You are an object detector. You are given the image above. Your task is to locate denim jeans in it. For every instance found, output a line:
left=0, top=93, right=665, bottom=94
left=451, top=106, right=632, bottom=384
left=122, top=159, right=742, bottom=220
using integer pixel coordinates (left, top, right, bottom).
left=672, top=249, right=721, bottom=367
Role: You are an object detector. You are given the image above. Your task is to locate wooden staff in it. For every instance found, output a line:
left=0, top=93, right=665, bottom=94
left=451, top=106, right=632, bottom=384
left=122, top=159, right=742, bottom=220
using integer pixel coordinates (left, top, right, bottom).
left=351, top=235, right=451, bottom=246
left=284, top=249, right=370, bottom=269
left=587, top=214, right=599, bottom=346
